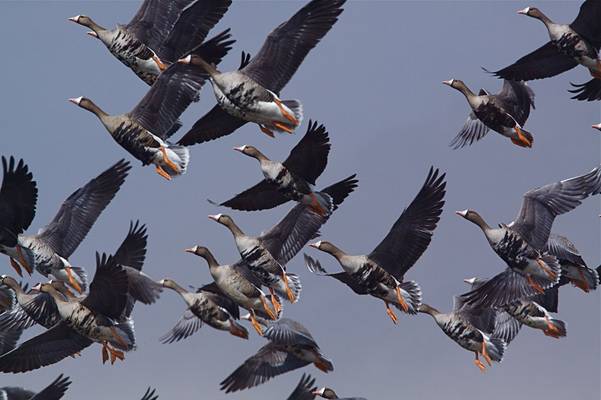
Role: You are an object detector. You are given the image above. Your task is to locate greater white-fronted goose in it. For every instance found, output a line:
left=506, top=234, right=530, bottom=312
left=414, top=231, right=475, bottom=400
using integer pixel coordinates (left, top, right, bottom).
left=546, top=233, right=598, bottom=292
left=593, top=123, right=601, bottom=131
left=306, top=168, right=446, bottom=324
left=0, top=253, right=136, bottom=373
left=0, top=157, right=38, bottom=275
left=286, top=374, right=317, bottom=400
left=491, top=1, right=601, bottom=101
left=209, top=176, right=357, bottom=310
left=0, top=159, right=130, bottom=293
left=140, top=388, right=159, bottom=400
left=418, top=299, right=508, bottom=372
left=313, top=387, right=367, bottom=400
left=457, top=166, right=601, bottom=309
left=221, top=318, right=333, bottom=393
left=185, top=245, right=279, bottom=336
left=443, top=79, right=535, bottom=148
left=0, top=285, right=25, bottom=356
left=215, top=121, right=342, bottom=215
left=69, top=0, right=232, bottom=85
left=0, top=374, right=71, bottom=400
left=159, top=280, right=248, bottom=342
left=177, top=0, right=346, bottom=144
left=70, top=31, right=233, bottom=180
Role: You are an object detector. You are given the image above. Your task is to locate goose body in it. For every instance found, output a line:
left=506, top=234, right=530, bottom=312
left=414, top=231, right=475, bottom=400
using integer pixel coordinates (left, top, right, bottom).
left=546, top=233, right=598, bottom=292
left=0, top=374, right=71, bottom=400
left=504, top=300, right=566, bottom=338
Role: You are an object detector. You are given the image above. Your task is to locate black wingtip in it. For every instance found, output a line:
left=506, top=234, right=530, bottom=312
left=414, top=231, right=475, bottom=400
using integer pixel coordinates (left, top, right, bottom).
left=321, top=174, right=358, bottom=209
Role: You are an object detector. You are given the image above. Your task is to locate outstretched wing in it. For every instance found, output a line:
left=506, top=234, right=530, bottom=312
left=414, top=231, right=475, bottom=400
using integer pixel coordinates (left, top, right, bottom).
left=570, top=0, right=601, bottom=48
left=177, top=105, right=247, bottom=146
left=369, top=167, right=446, bottom=281
left=30, top=374, right=71, bottom=400
left=218, top=180, right=289, bottom=212
left=113, top=221, right=148, bottom=271
left=286, top=374, right=317, bottom=400
left=450, top=112, right=490, bottom=149
left=283, top=120, right=330, bottom=184
left=81, top=253, right=129, bottom=320
left=159, top=309, right=203, bottom=344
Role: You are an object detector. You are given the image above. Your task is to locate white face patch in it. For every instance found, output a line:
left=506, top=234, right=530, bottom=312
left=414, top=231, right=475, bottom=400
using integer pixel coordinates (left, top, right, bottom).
left=517, top=7, right=530, bottom=15
left=68, top=96, right=83, bottom=106
left=456, top=209, right=468, bottom=217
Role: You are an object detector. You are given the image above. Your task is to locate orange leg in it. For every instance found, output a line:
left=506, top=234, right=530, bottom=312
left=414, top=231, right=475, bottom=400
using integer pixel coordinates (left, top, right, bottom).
left=309, top=193, right=327, bottom=216
left=259, top=125, right=275, bottom=138
left=512, top=126, right=532, bottom=148
left=101, top=343, right=109, bottom=364
left=481, top=341, right=492, bottom=366
left=474, top=353, right=487, bottom=372
left=273, top=98, right=299, bottom=125
left=16, top=246, right=32, bottom=275
left=65, top=267, right=83, bottom=294
left=526, top=274, right=545, bottom=294
left=395, top=286, right=409, bottom=313
left=384, top=302, right=398, bottom=325
left=152, top=55, right=167, bottom=72
left=281, top=271, right=296, bottom=303
left=249, top=311, right=264, bottom=336
left=269, top=288, right=282, bottom=314
left=259, top=295, right=277, bottom=320
left=273, top=121, right=294, bottom=134
left=543, top=317, right=561, bottom=338
left=536, top=259, right=557, bottom=280
left=9, top=258, right=23, bottom=277
left=155, top=165, right=172, bottom=181
left=159, top=146, right=180, bottom=173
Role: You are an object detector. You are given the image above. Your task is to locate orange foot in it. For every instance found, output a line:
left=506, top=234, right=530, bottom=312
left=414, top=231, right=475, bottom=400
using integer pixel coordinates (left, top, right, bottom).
left=160, top=146, right=180, bottom=173
left=16, top=246, right=33, bottom=275
left=101, top=342, right=125, bottom=365
left=9, top=258, right=23, bottom=277
left=543, top=317, right=561, bottom=338
left=536, top=259, right=557, bottom=280
left=273, top=121, right=294, bottom=134
left=152, top=55, right=167, bottom=72
left=269, top=288, right=282, bottom=315
left=571, top=269, right=591, bottom=293
left=511, top=126, right=532, bottom=148
left=273, top=98, right=299, bottom=125
left=259, top=295, right=277, bottom=320
left=385, top=302, right=398, bottom=325
left=155, top=165, right=172, bottom=181
left=474, top=357, right=487, bottom=373
left=65, top=266, right=83, bottom=294
left=259, top=125, right=275, bottom=138
left=527, top=274, right=545, bottom=294
left=281, top=271, right=296, bottom=303
left=395, top=286, right=409, bottom=313
left=481, top=341, right=492, bottom=366
left=249, top=312, right=264, bottom=336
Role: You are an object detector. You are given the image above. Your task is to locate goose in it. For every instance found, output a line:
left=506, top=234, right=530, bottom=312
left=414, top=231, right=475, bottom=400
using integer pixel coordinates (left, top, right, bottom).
left=215, top=120, right=339, bottom=215
left=491, top=1, right=601, bottom=100
left=69, top=0, right=232, bottom=85
left=418, top=299, right=507, bottom=372
left=69, top=31, right=233, bottom=181
left=0, top=253, right=134, bottom=373
left=457, top=166, right=601, bottom=309
left=220, top=318, right=333, bottom=393
left=286, top=374, right=317, bottom=400
left=0, top=159, right=130, bottom=293
left=140, top=388, right=159, bottom=400
left=177, top=0, right=345, bottom=144
left=159, top=280, right=248, bottom=341
left=443, top=79, right=535, bottom=148
left=546, top=233, right=598, bottom=292
left=0, top=374, right=71, bottom=400
left=0, top=157, right=38, bottom=277
left=0, top=286, right=25, bottom=356
left=464, top=277, right=565, bottom=340
left=306, top=168, right=446, bottom=324
left=184, top=245, right=279, bottom=336
left=313, top=387, right=367, bottom=400
left=208, top=175, right=357, bottom=310
left=593, top=123, right=601, bottom=131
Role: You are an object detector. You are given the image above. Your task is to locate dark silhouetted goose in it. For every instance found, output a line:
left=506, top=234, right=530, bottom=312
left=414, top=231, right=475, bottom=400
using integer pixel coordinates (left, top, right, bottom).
left=70, top=31, right=233, bottom=180
left=0, top=374, right=71, bottom=400
left=492, top=1, right=601, bottom=101
left=208, top=176, right=356, bottom=311
left=159, top=280, right=248, bottom=341
left=443, top=79, right=535, bottom=148
left=306, top=168, right=446, bottom=324
left=0, top=160, right=130, bottom=293
left=457, top=166, right=601, bottom=309
left=69, top=0, right=232, bottom=85
left=313, top=387, right=367, bottom=400
left=215, top=121, right=341, bottom=215
left=286, top=374, right=317, bottom=400
left=0, top=157, right=38, bottom=278
left=177, top=0, right=345, bottom=144
left=221, top=318, right=333, bottom=393
left=418, top=299, right=507, bottom=372
left=140, top=388, right=159, bottom=400
left=0, top=253, right=134, bottom=373
left=546, top=233, right=598, bottom=292
left=185, top=246, right=279, bottom=336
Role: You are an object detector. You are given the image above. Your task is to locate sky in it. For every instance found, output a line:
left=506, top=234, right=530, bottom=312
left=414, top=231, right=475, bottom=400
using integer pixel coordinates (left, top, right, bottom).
left=1, top=0, right=600, bottom=399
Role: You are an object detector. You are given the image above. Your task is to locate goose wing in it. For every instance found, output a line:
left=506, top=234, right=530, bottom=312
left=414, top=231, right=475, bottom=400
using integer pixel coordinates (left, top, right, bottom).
left=81, top=253, right=128, bottom=320
left=570, top=0, right=601, bottom=48
left=30, top=375, right=71, bottom=400
left=286, top=374, right=317, bottom=400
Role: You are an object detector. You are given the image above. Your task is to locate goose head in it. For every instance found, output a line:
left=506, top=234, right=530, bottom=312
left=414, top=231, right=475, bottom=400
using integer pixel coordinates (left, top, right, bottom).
left=233, top=145, right=268, bottom=162
left=68, top=15, right=105, bottom=38
left=417, top=303, right=440, bottom=316
left=38, top=282, right=62, bottom=298
left=50, top=280, right=77, bottom=299
left=158, top=279, right=182, bottom=292
left=443, top=79, right=475, bottom=96
left=592, top=123, right=601, bottom=131
left=0, top=275, right=18, bottom=290
left=185, top=245, right=219, bottom=267
left=463, top=277, right=477, bottom=285
left=313, top=388, right=338, bottom=399
left=208, top=214, right=241, bottom=233
left=455, top=209, right=490, bottom=230
left=309, top=241, right=344, bottom=258
left=517, top=7, right=552, bottom=24
left=68, top=96, right=108, bottom=119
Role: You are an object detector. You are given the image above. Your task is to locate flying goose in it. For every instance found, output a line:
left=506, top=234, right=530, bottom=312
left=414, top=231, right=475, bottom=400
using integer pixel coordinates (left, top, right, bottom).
left=593, top=123, right=601, bottom=131
left=443, top=79, right=535, bottom=148
left=0, top=374, right=71, bottom=400
left=140, top=388, right=159, bottom=400
left=418, top=298, right=507, bottom=372
left=457, top=166, right=601, bottom=309
left=208, top=175, right=357, bottom=310
left=159, top=280, right=248, bottom=342
left=306, top=168, right=446, bottom=324
left=70, top=31, right=233, bottom=180
left=185, top=246, right=279, bottom=336
left=69, top=0, right=232, bottom=85
left=0, top=253, right=134, bottom=373
left=313, top=387, right=367, bottom=400
left=215, top=120, right=339, bottom=214
left=0, top=157, right=38, bottom=277
left=0, top=159, right=130, bottom=293
left=0, top=286, right=26, bottom=356
left=546, top=233, right=598, bottom=292
left=177, top=0, right=346, bottom=144
left=491, top=1, right=601, bottom=100
left=220, top=318, right=333, bottom=393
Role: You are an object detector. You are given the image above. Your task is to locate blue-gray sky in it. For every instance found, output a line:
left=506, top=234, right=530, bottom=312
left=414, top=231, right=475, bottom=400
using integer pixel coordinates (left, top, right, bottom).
left=1, top=1, right=599, bottom=399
